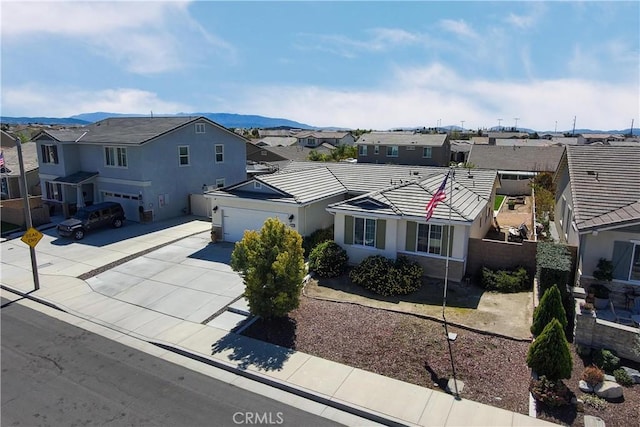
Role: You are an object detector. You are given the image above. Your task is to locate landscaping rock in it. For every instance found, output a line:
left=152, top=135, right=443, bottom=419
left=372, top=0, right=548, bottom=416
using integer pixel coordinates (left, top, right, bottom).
left=594, top=381, right=623, bottom=399
left=604, top=374, right=616, bottom=382
left=578, top=380, right=594, bottom=393
left=446, top=378, right=464, bottom=395
left=621, top=366, right=640, bottom=384
left=584, top=415, right=605, bottom=427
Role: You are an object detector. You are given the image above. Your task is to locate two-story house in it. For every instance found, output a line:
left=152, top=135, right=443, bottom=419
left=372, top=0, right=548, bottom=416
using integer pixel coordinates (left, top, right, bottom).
left=356, top=132, right=450, bottom=167
left=554, top=145, right=640, bottom=293
left=32, top=116, right=247, bottom=222
left=296, top=131, right=355, bottom=148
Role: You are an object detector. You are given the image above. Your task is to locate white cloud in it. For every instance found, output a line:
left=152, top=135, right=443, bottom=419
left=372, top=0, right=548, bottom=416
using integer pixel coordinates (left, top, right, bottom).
left=1, top=1, right=235, bottom=74
left=2, top=85, right=192, bottom=117
left=228, top=64, right=639, bottom=131
left=504, top=3, right=547, bottom=30
left=439, top=19, right=478, bottom=39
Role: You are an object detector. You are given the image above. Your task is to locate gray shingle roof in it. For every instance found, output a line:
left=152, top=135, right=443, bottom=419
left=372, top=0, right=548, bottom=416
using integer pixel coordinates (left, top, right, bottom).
left=0, top=142, right=39, bottom=175
left=566, top=145, right=640, bottom=231
left=356, top=132, right=447, bottom=147
left=468, top=145, right=564, bottom=172
left=36, top=116, right=243, bottom=145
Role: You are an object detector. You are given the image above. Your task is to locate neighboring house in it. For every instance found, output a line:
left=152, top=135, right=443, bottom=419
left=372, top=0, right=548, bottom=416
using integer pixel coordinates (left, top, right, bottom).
left=467, top=145, right=564, bottom=195
left=253, top=136, right=298, bottom=147
left=450, top=140, right=472, bottom=164
left=553, top=145, right=640, bottom=292
left=580, top=133, right=625, bottom=144
left=245, top=142, right=288, bottom=178
left=296, top=131, right=355, bottom=147
left=355, top=132, right=450, bottom=167
left=206, top=162, right=498, bottom=282
left=0, top=135, right=41, bottom=198
left=266, top=144, right=335, bottom=162
left=32, top=116, right=247, bottom=222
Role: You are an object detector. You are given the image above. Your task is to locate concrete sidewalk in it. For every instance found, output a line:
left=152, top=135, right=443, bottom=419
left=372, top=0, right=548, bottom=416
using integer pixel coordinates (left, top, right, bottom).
left=1, top=220, right=559, bottom=426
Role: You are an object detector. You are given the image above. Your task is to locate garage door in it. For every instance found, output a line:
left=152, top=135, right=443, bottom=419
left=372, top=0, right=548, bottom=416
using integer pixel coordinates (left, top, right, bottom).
left=222, top=207, right=289, bottom=242
left=102, top=193, right=141, bottom=223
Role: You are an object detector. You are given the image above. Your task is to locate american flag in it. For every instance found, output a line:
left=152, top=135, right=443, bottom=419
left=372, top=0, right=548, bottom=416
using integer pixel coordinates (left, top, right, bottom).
left=425, top=171, right=449, bottom=221
left=0, top=151, right=4, bottom=168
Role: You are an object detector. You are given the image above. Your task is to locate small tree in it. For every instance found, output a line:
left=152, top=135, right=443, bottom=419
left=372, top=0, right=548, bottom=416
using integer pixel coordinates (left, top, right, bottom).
left=527, top=318, right=573, bottom=380
left=230, top=218, right=305, bottom=319
left=531, top=284, right=568, bottom=337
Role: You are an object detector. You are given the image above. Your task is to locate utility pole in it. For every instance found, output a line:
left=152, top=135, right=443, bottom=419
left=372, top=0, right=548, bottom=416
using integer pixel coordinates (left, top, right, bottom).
left=555, top=121, right=558, bottom=133
left=497, top=118, right=502, bottom=131
left=630, top=118, right=634, bottom=136
left=460, top=120, right=465, bottom=131
left=514, top=117, right=519, bottom=131
left=15, top=136, right=40, bottom=291
left=572, top=116, right=577, bottom=136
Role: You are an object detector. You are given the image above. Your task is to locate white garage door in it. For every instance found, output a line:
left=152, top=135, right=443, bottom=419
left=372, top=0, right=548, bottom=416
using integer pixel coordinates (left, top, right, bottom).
left=222, top=207, right=289, bottom=242
left=102, top=193, right=141, bottom=223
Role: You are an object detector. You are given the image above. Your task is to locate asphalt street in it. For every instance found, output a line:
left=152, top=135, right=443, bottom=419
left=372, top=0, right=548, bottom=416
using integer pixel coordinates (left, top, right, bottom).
left=1, top=297, right=343, bottom=427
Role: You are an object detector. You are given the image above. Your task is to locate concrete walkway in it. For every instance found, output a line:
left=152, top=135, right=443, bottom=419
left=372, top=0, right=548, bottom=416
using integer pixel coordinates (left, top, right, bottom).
left=1, top=218, right=559, bottom=426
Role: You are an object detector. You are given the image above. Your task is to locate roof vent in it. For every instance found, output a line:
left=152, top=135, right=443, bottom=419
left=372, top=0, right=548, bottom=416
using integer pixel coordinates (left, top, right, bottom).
left=587, top=170, right=599, bottom=180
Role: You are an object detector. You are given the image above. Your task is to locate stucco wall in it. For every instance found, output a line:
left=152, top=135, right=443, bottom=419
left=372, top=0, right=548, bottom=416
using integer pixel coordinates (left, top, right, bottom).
left=466, top=238, right=538, bottom=280
left=580, top=228, right=640, bottom=281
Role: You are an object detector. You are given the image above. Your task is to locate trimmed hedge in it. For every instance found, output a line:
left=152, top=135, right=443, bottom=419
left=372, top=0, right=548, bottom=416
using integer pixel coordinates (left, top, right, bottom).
left=349, top=255, right=423, bottom=296
left=302, top=226, right=334, bottom=256
left=308, top=241, right=348, bottom=278
left=536, top=242, right=572, bottom=296
left=480, top=266, right=530, bottom=293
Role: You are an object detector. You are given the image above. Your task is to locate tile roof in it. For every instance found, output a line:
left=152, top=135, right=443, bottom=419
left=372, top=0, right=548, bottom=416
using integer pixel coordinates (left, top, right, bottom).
left=266, top=145, right=334, bottom=162
left=254, top=136, right=298, bottom=147
left=356, top=132, right=447, bottom=147
left=36, top=116, right=244, bottom=145
left=566, top=145, right=640, bottom=231
left=468, top=145, right=564, bottom=172
left=0, top=142, right=40, bottom=175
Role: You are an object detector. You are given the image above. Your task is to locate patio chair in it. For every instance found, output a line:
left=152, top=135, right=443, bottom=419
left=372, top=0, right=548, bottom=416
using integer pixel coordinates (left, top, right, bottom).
left=609, top=301, right=635, bottom=326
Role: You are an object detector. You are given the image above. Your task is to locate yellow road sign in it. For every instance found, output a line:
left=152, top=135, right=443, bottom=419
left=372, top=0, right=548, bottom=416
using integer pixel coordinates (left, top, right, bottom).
left=21, top=227, right=43, bottom=248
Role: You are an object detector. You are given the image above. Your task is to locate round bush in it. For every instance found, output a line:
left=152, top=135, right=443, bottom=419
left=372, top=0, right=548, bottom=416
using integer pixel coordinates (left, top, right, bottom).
left=613, top=368, right=634, bottom=387
left=308, top=241, right=348, bottom=278
left=592, top=349, right=620, bottom=373
left=349, top=255, right=423, bottom=296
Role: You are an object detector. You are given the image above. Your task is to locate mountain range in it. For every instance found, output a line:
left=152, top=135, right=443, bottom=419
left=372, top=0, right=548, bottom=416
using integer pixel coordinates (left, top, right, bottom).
left=0, top=112, right=634, bottom=134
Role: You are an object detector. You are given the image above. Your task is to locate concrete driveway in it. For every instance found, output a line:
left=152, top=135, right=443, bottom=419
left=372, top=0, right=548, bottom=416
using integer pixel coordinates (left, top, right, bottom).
left=1, top=216, right=249, bottom=330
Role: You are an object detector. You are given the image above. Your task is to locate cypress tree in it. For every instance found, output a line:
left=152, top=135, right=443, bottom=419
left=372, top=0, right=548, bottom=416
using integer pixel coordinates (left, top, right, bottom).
left=531, top=284, right=567, bottom=337
left=527, top=318, right=573, bottom=380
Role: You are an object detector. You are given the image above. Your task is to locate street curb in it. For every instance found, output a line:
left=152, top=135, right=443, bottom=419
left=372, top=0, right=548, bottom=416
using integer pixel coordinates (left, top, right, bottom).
left=149, top=341, right=410, bottom=427
left=0, top=284, right=67, bottom=312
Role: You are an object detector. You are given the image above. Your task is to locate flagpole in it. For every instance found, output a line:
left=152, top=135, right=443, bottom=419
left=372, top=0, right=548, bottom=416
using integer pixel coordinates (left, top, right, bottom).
left=442, top=165, right=459, bottom=398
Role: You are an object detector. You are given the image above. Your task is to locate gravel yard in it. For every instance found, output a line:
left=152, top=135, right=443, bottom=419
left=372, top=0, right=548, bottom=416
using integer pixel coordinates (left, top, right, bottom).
left=243, top=296, right=640, bottom=426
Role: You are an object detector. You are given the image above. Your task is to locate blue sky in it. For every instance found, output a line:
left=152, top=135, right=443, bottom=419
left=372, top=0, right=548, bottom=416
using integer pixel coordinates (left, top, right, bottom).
left=1, top=1, right=638, bottom=131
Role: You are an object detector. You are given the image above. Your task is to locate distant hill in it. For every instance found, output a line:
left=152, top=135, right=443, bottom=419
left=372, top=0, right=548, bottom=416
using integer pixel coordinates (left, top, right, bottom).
left=1, top=116, right=90, bottom=125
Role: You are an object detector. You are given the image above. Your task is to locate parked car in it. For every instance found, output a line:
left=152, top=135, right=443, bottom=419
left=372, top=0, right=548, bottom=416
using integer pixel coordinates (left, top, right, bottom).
left=57, top=202, right=125, bottom=240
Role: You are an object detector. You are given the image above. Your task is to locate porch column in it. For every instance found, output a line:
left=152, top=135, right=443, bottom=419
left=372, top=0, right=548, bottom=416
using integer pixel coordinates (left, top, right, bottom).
left=76, top=185, right=85, bottom=208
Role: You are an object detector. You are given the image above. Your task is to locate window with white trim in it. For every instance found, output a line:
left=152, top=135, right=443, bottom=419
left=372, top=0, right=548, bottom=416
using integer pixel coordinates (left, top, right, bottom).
left=105, top=146, right=127, bottom=167
left=195, top=123, right=206, bottom=134
left=358, top=145, right=367, bottom=156
left=254, top=182, right=262, bottom=190
left=215, top=144, right=224, bottom=163
left=354, top=217, right=376, bottom=247
left=178, top=146, right=190, bottom=166
left=559, top=197, right=566, bottom=227
left=423, top=147, right=432, bottom=158
left=45, top=181, right=62, bottom=201
left=386, top=146, right=398, bottom=157
left=414, top=223, right=452, bottom=256
left=41, top=144, right=58, bottom=164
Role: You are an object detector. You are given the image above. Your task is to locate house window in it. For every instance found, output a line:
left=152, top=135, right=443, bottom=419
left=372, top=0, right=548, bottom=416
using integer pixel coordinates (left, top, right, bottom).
left=178, top=146, right=190, bottom=166
left=386, top=146, right=398, bottom=157
left=254, top=182, right=262, bottom=190
left=423, top=147, right=432, bottom=158
left=374, top=146, right=379, bottom=155
left=307, top=138, right=316, bottom=147
left=261, top=150, right=267, bottom=156
left=412, top=222, right=453, bottom=256
left=354, top=217, right=376, bottom=247
left=358, top=145, right=367, bottom=156
left=195, top=123, right=205, bottom=134
left=564, top=206, right=572, bottom=238
left=41, top=144, right=58, bottom=164
left=45, top=181, right=62, bottom=201
left=215, top=178, right=225, bottom=188
left=215, top=144, right=224, bottom=163
left=105, top=146, right=127, bottom=167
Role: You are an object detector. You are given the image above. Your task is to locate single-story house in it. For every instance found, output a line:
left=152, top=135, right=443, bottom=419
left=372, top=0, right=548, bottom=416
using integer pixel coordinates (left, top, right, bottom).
left=467, top=145, right=564, bottom=195
left=296, top=131, right=356, bottom=147
left=206, top=162, right=498, bottom=282
left=554, top=145, right=640, bottom=293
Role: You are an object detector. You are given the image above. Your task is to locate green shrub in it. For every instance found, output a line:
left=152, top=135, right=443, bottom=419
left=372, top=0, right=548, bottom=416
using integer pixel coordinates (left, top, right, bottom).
left=580, top=394, right=608, bottom=410
left=480, top=266, right=530, bottom=293
left=613, top=368, right=634, bottom=387
left=536, top=242, right=572, bottom=296
left=308, top=241, right=348, bottom=278
left=531, top=284, right=568, bottom=337
left=527, top=318, right=573, bottom=380
left=592, top=349, right=620, bottom=373
left=349, top=255, right=423, bottom=296
left=529, top=376, right=572, bottom=407
left=581, top=365, right=604, bottom=387
left=302, top=226, right=334, bottom=255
